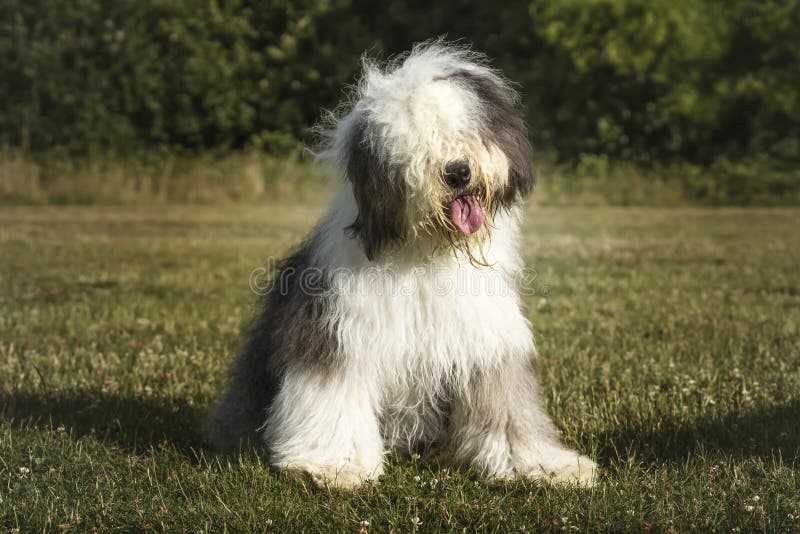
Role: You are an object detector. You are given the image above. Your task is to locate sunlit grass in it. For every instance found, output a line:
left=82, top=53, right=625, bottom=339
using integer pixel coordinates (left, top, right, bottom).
left=1, top=204, right=799, bottom=531
left=4, top=149, right=799, bottom=207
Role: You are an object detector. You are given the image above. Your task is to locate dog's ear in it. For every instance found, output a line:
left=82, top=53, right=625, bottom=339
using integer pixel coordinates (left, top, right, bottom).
left=344, top=115, right=406, bottom=261
left=495, top=111, right=534, bottom=202
left=450, top=70, right=535, bottom=203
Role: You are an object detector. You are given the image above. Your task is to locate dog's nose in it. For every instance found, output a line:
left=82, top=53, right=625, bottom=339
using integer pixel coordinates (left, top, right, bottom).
left=444, top=161, right=471, bottom=188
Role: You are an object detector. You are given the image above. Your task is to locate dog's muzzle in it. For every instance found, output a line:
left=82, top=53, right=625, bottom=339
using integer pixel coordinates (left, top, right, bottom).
left=443, top=160, right=484, bottom=235
left=444, top=160, right=472, bottom=189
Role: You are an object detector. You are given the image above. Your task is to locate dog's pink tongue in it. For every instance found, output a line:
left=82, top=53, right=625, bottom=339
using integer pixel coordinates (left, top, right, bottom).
left=449, top=195, right=484, bottom=235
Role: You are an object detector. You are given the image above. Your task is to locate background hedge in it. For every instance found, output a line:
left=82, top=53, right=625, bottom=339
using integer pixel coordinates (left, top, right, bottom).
left=1, top=0, right=798, bottom=168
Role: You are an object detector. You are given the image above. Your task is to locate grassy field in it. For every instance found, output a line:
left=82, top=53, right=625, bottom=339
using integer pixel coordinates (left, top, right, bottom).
left=1, top=203, right=799, bottom=532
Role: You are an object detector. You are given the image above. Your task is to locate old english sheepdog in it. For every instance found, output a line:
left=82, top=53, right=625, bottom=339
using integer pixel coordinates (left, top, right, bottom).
left=206, top=42, right=597, bottom=488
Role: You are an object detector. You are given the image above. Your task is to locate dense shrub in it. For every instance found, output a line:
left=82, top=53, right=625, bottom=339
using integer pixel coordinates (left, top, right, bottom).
left=0, top=0, right=797, bottom=201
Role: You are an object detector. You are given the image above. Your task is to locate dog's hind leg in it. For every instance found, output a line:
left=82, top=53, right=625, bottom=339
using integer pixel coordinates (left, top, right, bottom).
left=204, top=343, right=278, bottom=450
left=264, top=362, right=385, bottom=489
left=445, top=356, right=597, bottom=486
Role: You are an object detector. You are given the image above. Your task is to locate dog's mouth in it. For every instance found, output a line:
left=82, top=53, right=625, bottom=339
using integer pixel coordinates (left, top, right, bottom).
left=448, top=195, right=484, bottom=235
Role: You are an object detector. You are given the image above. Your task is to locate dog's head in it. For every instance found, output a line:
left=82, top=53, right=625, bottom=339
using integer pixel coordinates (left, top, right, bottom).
left=319, top=41, right=534, bottom=261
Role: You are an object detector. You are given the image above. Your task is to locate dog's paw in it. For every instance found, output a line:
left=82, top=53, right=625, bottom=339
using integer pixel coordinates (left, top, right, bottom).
left=283, top=461, right=380, bottom=490
left=513, top=448, right=598, bottom=488
left=523, top=454, right=597, bottom=487
left=311, top=464, right=376, bottom=489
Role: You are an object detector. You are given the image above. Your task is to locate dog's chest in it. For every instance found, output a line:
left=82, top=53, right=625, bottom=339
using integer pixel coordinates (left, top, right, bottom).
left=330, top=259, right=534, bottom=375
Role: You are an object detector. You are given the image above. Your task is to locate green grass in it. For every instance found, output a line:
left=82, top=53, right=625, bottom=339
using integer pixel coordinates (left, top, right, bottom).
left=1, top=204, right=799, bottom=532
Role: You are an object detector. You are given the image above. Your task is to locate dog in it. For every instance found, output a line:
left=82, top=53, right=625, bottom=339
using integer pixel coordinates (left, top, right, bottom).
left=205, top=41, right=597, bottom=488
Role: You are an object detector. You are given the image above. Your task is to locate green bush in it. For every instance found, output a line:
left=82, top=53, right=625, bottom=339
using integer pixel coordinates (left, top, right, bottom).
left=0, top=0, right=797, bottom=204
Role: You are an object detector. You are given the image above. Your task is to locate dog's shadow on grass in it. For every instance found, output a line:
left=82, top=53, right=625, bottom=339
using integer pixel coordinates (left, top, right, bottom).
left=6, top=388, right=798, bottom=469
left=1, top=388, right=211, bottom=459
left=595, top=400, right=800, bottom=464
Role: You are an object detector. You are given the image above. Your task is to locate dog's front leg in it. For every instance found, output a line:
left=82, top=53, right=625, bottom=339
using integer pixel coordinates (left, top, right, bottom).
left=447, top=356, right=597, bottom=486
left=264, top=363, right=384, bottom=489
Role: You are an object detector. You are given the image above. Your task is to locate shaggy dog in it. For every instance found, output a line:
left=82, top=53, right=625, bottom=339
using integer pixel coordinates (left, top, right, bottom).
left=206, top=42, right=596, bottom=488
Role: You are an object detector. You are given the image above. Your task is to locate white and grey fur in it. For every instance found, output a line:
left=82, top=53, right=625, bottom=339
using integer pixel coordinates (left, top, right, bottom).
left=205, top=41, right=597, bottom=488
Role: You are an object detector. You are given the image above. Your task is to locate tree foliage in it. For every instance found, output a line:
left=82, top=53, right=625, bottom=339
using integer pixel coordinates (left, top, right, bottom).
left=1, top=0, right=798, bottom=166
